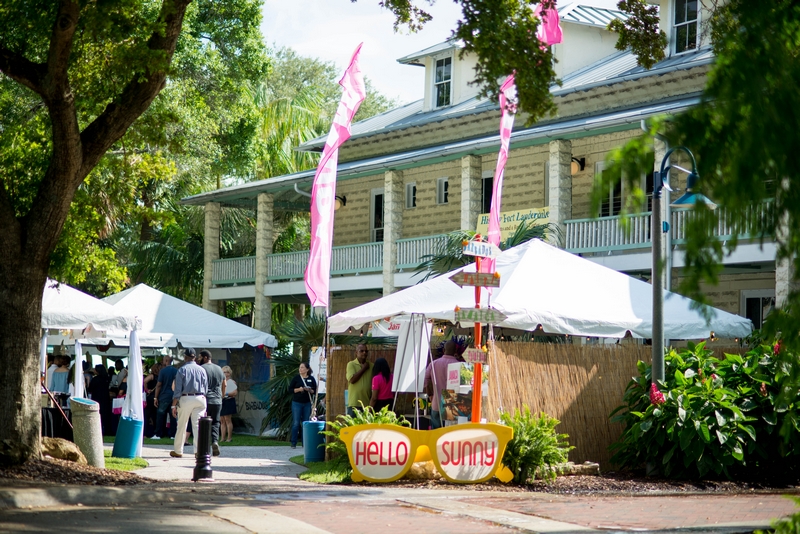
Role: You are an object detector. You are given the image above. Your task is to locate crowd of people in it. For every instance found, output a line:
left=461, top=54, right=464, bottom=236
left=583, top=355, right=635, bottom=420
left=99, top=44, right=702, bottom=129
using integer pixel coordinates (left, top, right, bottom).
left=44, top=347, right=240, bottom=456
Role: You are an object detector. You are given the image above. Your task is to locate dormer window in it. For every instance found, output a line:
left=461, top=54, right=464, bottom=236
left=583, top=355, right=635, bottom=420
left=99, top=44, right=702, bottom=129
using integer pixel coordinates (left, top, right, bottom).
left=673, top=0, right=698, bottom=54
left=434, top=56, right=452, bottom=108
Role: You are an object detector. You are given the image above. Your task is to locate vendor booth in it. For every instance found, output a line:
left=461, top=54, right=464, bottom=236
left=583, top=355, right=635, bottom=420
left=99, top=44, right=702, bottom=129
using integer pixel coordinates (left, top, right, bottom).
left=326, top=240, right=753, bottom=467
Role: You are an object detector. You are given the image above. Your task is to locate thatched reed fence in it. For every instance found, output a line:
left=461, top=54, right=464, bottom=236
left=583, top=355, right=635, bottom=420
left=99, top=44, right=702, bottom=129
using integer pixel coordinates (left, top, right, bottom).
left=325, top=340, right=749, bottom=468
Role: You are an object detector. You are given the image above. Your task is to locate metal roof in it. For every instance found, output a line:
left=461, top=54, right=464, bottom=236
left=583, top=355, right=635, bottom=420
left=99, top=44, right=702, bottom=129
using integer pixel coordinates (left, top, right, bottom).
left=183, top=95, right=700, bottom=208
left=297, top=46, right=714, bottom=152
left=396, top=39, right=459, bottom=66
left=560, top=4, right=630, bottom=27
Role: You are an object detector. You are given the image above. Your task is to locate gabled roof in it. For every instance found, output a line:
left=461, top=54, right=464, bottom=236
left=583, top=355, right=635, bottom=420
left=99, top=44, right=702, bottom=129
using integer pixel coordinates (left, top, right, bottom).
left=297, top=46, right=714, bottom=152
left=396, top=39, right=459, bottom=66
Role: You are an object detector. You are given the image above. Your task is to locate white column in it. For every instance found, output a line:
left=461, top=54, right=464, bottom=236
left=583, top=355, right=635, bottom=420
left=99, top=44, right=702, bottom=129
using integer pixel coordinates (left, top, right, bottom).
left=548, top=140, right=572, bottom=247
left=383, top=170, right=404, bottom=295
left=203, top=202, right=222, bottom=314
left=254, top=193, right=274, bottom=333
left=460, top=154, right=482, bottom=231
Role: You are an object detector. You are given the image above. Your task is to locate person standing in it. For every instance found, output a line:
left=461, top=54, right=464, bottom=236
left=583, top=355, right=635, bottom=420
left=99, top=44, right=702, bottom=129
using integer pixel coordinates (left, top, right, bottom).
left=369, top=358, right=394, bottom=413
left=153, top=356, right=178, bottom=439
left=288, top=362, right=317, bottom=449
left=87, top=364, right=113, bottom=435
left=220, top=366, right=237, bottom=442
left=170, top=348, right=207, bottom=458
left=346, top=344, right=372, bottom=417
left=424, top=340, right=460, bottom=429
left=198, top=350, right=225, bottom=456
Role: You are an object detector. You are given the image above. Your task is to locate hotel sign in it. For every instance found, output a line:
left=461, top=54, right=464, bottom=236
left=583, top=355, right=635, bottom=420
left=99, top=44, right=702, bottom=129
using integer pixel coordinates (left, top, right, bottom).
left=476, top=207, right=550, bottom=241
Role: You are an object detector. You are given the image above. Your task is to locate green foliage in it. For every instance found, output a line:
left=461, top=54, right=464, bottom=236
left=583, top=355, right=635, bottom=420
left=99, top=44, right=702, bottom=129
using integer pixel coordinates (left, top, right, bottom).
left=321, top=404, right=411, bottom=460
left=297, top=456, right=354, bottom=484
left=608, top=0, right=667, bottom=69
left=499, top=407, right=572, bottom=484
left=757, top=497, right=800, bottom=534
left=415, top=220, right=552, bottom=281
left=103, top=450, right=148, bottom=472
left=610, top=340, right=800, bottom=479
left=263, top=349, right=303, bottom=439
left=453, top=0, right=557, bottom=125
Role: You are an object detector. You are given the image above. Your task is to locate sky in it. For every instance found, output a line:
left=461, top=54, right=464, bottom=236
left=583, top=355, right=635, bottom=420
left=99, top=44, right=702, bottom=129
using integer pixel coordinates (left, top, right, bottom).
left=260, top=0, right=464, bottom=105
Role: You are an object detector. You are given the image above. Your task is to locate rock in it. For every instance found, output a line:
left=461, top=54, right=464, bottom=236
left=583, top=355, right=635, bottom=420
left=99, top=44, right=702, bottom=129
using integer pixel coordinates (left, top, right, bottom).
left=537, top=461, right=601, bottom=479
left=41, top=437, right=87, bottom=465
left=404, top=460, right=442, bottom=480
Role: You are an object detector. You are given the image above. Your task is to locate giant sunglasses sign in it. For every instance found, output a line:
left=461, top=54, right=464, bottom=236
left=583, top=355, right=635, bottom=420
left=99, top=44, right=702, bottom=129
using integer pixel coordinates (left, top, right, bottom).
left=340, top=423, right=514, bottom=484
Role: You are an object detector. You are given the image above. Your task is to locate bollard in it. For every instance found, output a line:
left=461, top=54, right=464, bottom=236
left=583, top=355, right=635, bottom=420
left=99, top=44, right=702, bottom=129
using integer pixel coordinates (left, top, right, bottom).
left=192, top=416, right=214, bottom=482
left=70, top=398, right=105, bottom=468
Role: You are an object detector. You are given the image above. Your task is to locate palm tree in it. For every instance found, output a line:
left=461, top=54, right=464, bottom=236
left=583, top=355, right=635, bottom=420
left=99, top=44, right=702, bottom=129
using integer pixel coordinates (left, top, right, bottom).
left=415, top=220, right=559, bottom=280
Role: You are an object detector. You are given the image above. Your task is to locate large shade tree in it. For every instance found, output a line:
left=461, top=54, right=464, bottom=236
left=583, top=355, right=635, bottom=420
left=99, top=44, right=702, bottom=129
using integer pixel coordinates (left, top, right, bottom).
left=0, top=0, right=609, bottom=465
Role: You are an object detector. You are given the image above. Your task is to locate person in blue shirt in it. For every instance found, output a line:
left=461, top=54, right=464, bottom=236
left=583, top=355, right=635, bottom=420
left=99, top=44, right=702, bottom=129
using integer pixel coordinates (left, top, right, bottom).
left=170, top=348, right=208, bottom=458
left=153, top=356, right=178, bottom=439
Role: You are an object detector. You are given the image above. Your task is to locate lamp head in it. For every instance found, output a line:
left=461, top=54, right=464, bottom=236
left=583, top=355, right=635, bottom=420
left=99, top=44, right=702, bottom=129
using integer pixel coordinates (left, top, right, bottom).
left=671, top=172, right=717, bottom=209
left=334, top=195, right=347, bottom=211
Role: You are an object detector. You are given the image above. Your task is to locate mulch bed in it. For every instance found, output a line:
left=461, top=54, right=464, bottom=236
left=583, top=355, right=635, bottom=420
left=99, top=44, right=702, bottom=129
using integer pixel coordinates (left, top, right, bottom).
left=0, top=457, right=154, bottom=486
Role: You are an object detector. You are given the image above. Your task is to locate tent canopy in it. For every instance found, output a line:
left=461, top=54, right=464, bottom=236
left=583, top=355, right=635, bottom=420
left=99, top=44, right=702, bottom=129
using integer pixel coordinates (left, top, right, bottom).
left=42, top=279, right=138, bottom=333
left=328, top=239, right=753, bottom=340
left=90, top=284, right=277, bottom=349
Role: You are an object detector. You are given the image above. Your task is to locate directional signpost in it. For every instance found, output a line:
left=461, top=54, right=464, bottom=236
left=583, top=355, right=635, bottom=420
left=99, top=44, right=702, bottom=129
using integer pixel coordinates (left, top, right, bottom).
left=450, top=236, right=505, bottom=424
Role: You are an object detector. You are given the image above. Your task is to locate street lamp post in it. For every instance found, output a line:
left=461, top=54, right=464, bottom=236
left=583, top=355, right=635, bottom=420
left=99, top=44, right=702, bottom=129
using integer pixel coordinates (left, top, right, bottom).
left=651, top=146, right=715, bottom=382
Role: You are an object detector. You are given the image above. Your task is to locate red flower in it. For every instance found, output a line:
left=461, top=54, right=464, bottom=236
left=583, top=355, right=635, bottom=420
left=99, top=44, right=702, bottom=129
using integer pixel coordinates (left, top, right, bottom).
left=774, top=341, right=782, bottom=355
left=650, top=383, right=666, bottom=406
left=711, top=373, right=719, bottom=381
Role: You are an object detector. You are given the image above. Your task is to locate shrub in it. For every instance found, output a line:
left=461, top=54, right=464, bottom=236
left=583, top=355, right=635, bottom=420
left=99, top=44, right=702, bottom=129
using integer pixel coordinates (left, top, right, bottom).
left=499, top=407, right=572, bottom=483
left=610, top=340, right=800, bottom=479
left=321, top=403, right=411, bottom=460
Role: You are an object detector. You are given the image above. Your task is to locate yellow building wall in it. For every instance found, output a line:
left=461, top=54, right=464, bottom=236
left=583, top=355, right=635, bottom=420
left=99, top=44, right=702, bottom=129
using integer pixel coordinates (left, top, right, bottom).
left=333, top=174, right=383, bottom=246
left=401, top=160, right=462, bottom=239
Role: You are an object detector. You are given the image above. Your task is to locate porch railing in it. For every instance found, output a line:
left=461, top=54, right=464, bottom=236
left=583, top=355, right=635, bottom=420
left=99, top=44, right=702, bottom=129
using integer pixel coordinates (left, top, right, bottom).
left=211, top=233, right=448, bottom=285
left=565, top=203, right=773, bottom=254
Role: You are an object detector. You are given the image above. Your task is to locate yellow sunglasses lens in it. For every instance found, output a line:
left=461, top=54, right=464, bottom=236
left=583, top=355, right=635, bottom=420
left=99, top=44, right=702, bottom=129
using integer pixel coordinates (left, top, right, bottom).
left=433, top=427, right=503, bottom=482
left=349, top=427, right=412, bottom=481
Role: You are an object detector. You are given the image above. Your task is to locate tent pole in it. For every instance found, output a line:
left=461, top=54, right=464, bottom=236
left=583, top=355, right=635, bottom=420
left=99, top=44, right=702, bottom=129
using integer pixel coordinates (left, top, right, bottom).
left=472, top=255, right=483, bottom=423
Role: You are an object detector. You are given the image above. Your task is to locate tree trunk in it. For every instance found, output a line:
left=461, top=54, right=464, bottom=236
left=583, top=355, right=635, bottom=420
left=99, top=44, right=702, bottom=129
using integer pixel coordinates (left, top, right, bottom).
left=0, top=265, right=48, bottom=465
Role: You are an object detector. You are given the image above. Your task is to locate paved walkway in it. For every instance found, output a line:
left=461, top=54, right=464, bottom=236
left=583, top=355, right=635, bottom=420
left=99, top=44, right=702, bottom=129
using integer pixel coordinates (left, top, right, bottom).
left=0, top=443, right=797, bottom=533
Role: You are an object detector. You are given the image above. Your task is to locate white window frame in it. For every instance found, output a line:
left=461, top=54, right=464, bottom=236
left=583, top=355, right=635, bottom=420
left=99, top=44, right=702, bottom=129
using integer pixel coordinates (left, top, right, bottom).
left=672, top=0, right=700, bottom=55
left=481, top=170, right=493, bottom=214
left=370, top=188, right=384, bottom=242
left=405, top=182, right=417, bottom=209
left=432, top=54, right=453, bottom=109
left=596, top=161, right=651, bottom=216
left=436, top=177, right=449, bottom=205
left=740, top=289, right=775, bottom=330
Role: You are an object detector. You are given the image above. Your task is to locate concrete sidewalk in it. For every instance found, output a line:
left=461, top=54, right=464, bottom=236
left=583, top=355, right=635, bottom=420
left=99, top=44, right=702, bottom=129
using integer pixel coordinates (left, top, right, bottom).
left=0, top=444, right=797, bottom=533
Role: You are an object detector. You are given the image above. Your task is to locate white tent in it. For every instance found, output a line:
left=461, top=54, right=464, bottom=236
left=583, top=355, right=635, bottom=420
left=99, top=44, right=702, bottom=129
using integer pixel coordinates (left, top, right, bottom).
left=328, top=239, right=753, bottom=340
left=42, top=279, right=138, bottom=332
left=89, top=284, right=277, bottom=349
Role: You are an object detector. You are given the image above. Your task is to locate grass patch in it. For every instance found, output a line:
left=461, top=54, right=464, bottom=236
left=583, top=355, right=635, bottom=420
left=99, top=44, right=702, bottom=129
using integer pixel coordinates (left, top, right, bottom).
left=103, top=435, right=290, bottom=447
left=289, top=454, right=305, bottom=466
left=296, top=457, right=352, bottom=484
left=103, top=450, right=148, bottom=471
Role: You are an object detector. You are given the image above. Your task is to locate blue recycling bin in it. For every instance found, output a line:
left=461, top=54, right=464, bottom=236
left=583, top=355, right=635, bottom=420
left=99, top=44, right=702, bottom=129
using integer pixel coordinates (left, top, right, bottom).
left=302, top=421, right=326, bottom=463
left=112, top=416, right=143, bottom=459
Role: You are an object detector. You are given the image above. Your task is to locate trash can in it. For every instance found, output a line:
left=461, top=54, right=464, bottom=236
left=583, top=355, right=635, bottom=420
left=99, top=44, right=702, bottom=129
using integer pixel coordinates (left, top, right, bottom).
left=112, top=416, right=143, bottom=459
left=302, top=421, right=326, bottom=463
left=70, top=398, right=105, bottom=468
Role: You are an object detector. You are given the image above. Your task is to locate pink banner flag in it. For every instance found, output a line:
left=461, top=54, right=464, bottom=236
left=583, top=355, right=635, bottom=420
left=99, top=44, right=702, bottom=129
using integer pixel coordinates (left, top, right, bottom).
left=535, top=1, right=563, bottom=46
left=304, top=44, right=367, bottom=309
left=484, top=74, right=518, bottom=274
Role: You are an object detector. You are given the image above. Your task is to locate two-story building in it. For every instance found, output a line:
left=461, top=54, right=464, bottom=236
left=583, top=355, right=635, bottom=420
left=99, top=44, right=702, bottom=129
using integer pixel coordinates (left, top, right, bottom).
left=183, top=0, right=779, bottom=337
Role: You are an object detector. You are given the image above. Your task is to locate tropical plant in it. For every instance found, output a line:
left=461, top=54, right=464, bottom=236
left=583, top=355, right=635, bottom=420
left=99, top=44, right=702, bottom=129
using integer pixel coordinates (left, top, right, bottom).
left=262, top=348, right=303, bottom=438
left=499, top=407, right=573, bottom=484
left=321, top=404, right=411, bottom=460
left=610, top=340, right=800, bottom=479
left=757, top=497, right=800, bottom=534
left=414, top=220, right=555, bottom=280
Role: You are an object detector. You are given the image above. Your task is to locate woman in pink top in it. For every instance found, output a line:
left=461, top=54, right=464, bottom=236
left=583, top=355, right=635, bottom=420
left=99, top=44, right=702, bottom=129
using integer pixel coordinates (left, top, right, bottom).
left=369, top=358, right=394, bottom=413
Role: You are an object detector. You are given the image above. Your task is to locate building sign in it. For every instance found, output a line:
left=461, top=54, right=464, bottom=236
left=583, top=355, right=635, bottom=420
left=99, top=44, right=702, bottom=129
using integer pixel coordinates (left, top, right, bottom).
left=340, top=423, right=514, bottom=484
left=476, top=207, right=549, bottom=241
left=463, top=348, right=488, bottom=364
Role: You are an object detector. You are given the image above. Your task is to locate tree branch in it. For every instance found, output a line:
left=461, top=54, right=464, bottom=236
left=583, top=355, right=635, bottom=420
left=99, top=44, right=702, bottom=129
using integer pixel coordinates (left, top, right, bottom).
left=0, top=46, right=46, bottom=96
left=41, top=0, right=80, bottom=104
left=79, top=0, right=193, bottom=178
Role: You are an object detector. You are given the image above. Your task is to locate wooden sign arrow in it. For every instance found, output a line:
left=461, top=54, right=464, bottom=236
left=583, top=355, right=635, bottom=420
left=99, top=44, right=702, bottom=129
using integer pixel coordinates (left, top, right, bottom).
left=454, top=307, right=508, bottom=325
left=449, top=271, right=501, bottom=289
left=462, top=240, right=502, bottom=259
left=463, top=348, right=488, bottom=364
